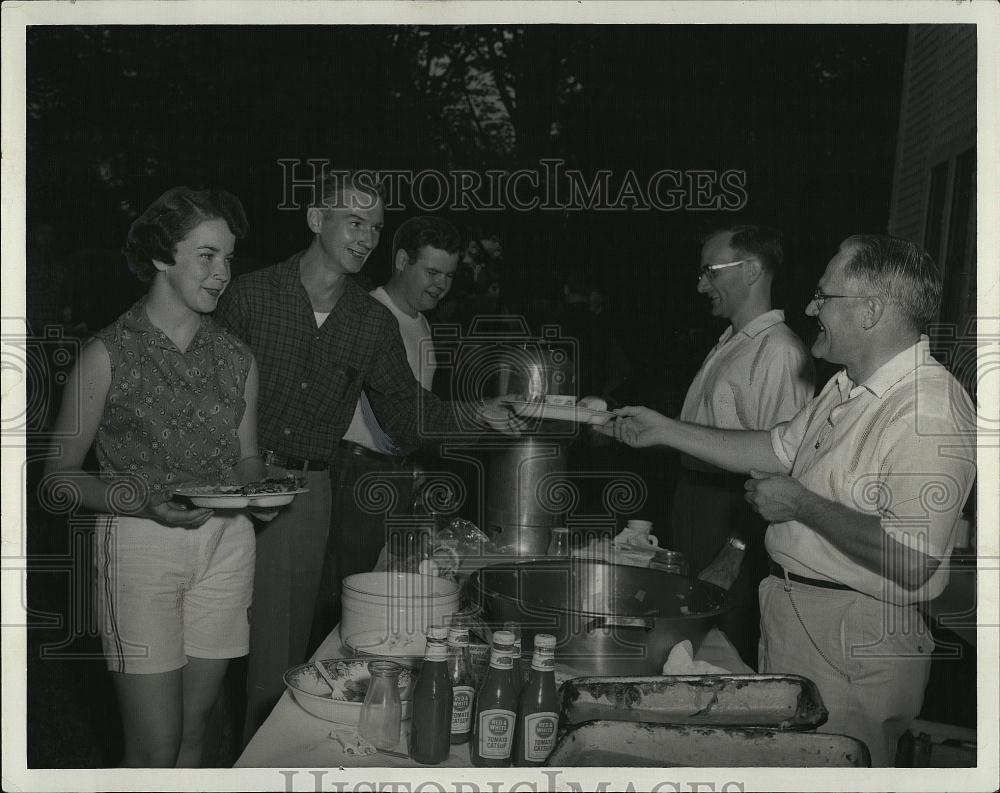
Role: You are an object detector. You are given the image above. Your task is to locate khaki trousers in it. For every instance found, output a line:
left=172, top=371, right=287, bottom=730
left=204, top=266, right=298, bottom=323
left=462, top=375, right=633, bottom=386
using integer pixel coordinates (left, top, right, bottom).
left=758, top=575, right=932, bottom=766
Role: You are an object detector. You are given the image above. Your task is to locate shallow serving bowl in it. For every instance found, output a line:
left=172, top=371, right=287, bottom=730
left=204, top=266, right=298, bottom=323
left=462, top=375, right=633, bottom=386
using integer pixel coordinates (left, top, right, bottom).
left=283, top=657, right=415, bottom=724
left=469, top=558, right=731, bottom=676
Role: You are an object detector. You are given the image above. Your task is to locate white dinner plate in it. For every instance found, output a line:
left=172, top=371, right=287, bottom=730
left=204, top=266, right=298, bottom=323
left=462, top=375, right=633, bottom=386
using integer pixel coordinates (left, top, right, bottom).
left=173, top=486, right=309, bottom=509
left=501, top=399, right=616, bottom=426
left=342, top=630, right=425, bottom=665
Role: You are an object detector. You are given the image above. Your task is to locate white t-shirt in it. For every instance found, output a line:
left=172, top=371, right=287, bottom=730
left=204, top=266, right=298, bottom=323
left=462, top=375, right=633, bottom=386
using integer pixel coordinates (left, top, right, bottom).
left=342, top=287, right=434, bottom=455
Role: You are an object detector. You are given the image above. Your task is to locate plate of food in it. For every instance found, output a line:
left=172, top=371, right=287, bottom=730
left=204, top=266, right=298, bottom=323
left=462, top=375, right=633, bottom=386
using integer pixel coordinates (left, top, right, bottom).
left=174, top=476, right=308, bottom=508
left=501, top=395, right=616, bottom=426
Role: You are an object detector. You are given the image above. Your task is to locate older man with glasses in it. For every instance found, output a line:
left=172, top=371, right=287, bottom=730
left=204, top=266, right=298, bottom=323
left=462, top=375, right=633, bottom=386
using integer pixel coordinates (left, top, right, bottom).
left=599, top=235, right=977, bottom=766
left=671, top=224, right=814, bottom=667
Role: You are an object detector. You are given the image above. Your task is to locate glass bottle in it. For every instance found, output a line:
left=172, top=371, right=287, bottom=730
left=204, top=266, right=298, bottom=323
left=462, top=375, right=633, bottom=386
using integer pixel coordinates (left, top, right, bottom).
left=546, top=527, right=570, bottom=557
left=447, top=626, right=475, bottom=745
left=513, top=634, right=559, bottom=766
left=358, top=660, right=402, bottom=751
left=408, top=639, right=453, bottom=764
left=426, top=624, right=450, bottom=646
left=470, top=630, right=519, bottom=767
left=697, top=534, right=747, bottom=592
left=503, top=621, right=526, bottom=691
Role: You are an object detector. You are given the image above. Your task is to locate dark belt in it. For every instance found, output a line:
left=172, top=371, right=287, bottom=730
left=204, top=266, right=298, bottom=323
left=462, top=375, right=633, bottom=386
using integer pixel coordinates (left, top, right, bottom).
left=338, top=439, right=412, bottom=468
left=262, top=450, right=329, bottom=472
left=769, top=559, right=854, bottom=592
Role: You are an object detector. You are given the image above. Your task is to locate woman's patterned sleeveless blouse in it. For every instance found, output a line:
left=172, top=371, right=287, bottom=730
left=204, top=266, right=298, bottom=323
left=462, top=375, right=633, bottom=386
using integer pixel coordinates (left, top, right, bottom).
left=93, top=299, right=252, bottom=498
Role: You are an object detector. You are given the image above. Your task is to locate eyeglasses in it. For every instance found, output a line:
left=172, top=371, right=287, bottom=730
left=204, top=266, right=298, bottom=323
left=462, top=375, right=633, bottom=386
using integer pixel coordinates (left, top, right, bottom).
left=810, top=289, right=878, bottom=308
left=697, top=259, right=750, bottom=283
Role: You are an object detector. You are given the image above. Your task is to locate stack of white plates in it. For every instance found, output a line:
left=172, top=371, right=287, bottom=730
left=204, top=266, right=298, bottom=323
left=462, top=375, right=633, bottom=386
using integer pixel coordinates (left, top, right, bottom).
left=340, top=572, right=460, bottom=658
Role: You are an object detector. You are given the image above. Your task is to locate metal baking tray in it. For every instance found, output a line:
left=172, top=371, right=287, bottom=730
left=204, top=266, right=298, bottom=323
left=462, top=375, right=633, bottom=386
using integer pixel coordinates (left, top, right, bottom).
left=559, top=674, right=828, bottom=730
left=546, top=721, right=870, bottom=767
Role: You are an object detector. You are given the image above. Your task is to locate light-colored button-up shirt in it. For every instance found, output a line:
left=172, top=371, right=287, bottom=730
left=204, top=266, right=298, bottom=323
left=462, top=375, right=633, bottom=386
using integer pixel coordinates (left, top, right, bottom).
left=680, top=309, right=814, bottom=431
left=343, top=287, right=435, bottom=455
left=679, top=310, right=814, bottom=472
left=767, top=336, right=976, bottom=604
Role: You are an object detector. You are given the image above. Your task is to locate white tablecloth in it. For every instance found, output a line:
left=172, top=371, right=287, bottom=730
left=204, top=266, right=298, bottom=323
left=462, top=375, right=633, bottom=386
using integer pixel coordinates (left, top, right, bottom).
left=235, top=626, right=752, bottom=768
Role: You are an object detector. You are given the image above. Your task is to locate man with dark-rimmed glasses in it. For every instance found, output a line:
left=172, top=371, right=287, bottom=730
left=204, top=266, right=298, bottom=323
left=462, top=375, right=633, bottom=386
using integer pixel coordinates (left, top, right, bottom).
left=599, top=234, right=976, bottom=765
left=672, top=224, right=814, bottom=667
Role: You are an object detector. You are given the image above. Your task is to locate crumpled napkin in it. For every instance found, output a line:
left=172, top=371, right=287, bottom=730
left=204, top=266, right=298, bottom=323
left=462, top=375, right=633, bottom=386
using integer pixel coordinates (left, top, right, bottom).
left=329, top=725, right=377, bottom=756
left=662, top=639, right=728, bottom=675
left=572, top=537, right=656, bottom=570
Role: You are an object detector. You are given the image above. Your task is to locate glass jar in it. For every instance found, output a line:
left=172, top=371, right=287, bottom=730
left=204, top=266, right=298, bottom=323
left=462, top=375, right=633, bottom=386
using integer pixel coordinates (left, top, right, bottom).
left=546, top=527, right=570, bottom=557
left=358, top=660, right=403, bottom=751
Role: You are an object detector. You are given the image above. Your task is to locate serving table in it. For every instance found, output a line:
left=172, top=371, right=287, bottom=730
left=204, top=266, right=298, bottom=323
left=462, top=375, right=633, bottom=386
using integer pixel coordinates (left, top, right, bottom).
left=235, top=624, right=752, bottom=768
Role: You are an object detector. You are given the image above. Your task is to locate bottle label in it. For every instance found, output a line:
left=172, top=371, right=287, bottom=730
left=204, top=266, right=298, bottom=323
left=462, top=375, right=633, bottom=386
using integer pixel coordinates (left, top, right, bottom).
left=476, top=708, right=516, bottom=758
left=488, top=652, right=514, bottom=670
left=530, top=650, right=555, bottom=672
left=451, top=686, right=475, bottom=733
left=522, top=711, right=559, bottom=762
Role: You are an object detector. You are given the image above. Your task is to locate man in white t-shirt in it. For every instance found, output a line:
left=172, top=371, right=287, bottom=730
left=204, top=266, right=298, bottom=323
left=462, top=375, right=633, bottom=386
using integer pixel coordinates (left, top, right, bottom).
left=310, top=216, right=460, bottom=645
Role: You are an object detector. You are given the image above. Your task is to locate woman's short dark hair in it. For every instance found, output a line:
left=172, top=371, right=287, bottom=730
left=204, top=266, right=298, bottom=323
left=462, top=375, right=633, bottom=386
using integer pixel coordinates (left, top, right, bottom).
left=840, top=234, right=942, bottom=330
left=392, top=215, right=462, bottom=265
left=124, top=187, right=249, bottom=282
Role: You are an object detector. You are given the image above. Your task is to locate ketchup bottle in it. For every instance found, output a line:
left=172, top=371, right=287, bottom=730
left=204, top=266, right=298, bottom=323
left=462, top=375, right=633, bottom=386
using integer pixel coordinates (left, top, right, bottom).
left=447, top=626, right=475, bottom=745
left=470, top=630, right=518, bottom=767
left=512, top=633, right=559, bottom=766
left=407, top=639, right=453, bottom=764
left=503, top=621, right=526, bottom=691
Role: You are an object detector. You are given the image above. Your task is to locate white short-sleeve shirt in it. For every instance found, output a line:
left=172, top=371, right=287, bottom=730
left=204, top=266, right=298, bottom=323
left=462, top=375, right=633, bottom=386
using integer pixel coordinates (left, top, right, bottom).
left=679, top=309, right=814, bottom=471
left=767, top=336, right=976, bottom=604
left=680, top=309, right=814, bottom=431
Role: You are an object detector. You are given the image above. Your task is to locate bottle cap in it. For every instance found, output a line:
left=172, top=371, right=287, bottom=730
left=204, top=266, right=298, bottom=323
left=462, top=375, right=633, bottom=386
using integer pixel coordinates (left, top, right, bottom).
left=550, top=527, right=568, bottom=534
left=492, top=630, right=515, bottom=646
left=626, top=519, right=653, bottom=531
left=533, top=633, right=557, bottom=650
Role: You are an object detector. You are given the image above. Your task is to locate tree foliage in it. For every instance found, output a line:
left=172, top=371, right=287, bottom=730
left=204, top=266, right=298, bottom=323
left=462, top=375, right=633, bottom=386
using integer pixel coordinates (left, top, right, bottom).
left=26, top=24, right=907, bottom=368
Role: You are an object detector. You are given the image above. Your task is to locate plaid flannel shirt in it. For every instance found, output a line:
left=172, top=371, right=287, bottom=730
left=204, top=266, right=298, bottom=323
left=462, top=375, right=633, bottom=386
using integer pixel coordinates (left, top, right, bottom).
left=215, top=252, right=463, bottom=460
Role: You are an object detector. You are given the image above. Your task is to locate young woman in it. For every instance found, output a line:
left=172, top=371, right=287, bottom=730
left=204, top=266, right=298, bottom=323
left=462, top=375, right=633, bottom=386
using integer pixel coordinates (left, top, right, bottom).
left=44, top=187, right=268, bottom=767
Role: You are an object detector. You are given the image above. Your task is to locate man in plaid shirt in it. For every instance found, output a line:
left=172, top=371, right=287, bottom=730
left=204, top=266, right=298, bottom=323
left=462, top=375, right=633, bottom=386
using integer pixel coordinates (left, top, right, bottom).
left=216, top=170, right=506, bottom=741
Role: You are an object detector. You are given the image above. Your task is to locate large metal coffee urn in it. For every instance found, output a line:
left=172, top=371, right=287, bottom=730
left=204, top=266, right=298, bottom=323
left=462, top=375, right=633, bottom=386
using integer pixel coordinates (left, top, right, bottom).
left=484, top=436, right=572, bottom=555
left=480, top=334, right=577, bottom=555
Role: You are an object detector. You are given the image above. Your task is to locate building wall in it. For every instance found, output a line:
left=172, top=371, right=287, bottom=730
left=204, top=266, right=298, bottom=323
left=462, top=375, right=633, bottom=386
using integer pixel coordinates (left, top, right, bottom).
left=888, top=24, right=976, bottom=243
left=888, top=24, right=978, bottom=544
left=887, top=24, right=977, bottom=333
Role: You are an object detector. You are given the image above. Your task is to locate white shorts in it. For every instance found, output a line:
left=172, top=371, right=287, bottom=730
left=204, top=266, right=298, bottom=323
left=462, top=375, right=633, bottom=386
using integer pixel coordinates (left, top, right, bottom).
left=94, top=512, right=255, bottom=675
